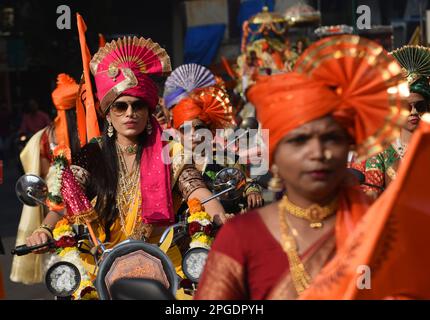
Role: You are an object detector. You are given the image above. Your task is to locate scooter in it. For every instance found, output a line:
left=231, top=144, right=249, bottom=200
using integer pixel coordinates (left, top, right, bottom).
left=12, top=167, right=246, bottom=300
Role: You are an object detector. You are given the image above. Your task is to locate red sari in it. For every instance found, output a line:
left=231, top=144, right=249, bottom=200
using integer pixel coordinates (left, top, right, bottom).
left=196, top=187, right=372, bottom=300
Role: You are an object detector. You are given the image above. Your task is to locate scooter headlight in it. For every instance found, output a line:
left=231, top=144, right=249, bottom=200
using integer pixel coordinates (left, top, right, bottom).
left=45, top=261, right=81, bottom=297
left=182, top=247, right=209, bottom=283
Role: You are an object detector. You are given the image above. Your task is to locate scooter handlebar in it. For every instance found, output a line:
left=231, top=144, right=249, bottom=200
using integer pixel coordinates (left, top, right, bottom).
left=11, top=241, right=54, bottom=256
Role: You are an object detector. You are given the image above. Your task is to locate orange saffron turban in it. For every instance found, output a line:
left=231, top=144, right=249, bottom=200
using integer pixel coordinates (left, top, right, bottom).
left=172, top=86, right=235, bottom=131
left=51, top=73, right=80, bottom=149
left=247, top=35, right=410, bottom=165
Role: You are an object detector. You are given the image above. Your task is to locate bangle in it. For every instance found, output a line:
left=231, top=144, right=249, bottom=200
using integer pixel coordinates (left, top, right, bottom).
left=33, top=224, right=54, bottom=239
left=245, top=184, right=262, bottom=196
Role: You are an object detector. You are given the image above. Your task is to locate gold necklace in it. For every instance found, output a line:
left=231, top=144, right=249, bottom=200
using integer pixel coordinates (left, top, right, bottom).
left=280, top=194, right=338, bottom=228
left=279, top=203, right=311, bottom=294
left=116, top=145, right=140, bottom=236
left=116, top=142, right=138, bottom=155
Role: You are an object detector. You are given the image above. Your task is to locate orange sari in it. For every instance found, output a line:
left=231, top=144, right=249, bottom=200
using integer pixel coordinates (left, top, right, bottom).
left=195, top=187, right=372, bottom=300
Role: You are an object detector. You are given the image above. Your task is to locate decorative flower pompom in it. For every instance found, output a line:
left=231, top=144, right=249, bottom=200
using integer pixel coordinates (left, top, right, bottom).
left=187, top=198, right=205, bottom=214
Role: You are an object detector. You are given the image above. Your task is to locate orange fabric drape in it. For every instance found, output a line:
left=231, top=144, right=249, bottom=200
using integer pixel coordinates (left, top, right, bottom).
left=51, top=74, right=79, bottom=149
left=335, top=187, right=373, bottom=251
left=76, top=13, right=100, bottom=141
left=300, top=117, right=430, bottom=299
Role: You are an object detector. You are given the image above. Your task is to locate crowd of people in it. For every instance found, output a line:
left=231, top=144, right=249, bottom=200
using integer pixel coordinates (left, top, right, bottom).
left=2, top=12, right=430, bottom=300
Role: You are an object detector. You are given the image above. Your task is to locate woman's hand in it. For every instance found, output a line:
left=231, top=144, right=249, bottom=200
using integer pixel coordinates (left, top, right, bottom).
left=247, top=192, right=264, bottom=209
left=155, top=109, right=168, bottom=128
left=213, top=212, right=235, bottom=226
left=25, top=231, right=52, bottom=254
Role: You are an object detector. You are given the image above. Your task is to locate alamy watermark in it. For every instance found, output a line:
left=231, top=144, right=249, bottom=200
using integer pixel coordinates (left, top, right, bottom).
left=161, top=121, right=270, bottom=176
left=56, top=5, right=71, bottom=30
left=57, top=4, right=372, bottom=31
left=356, top=265, right=371, bottom=290
left=356, top=5, right=371, bottom=30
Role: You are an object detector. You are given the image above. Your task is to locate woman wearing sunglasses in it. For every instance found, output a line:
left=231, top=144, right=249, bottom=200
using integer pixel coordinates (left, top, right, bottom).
left=24, top=37, right=226, bottom=279
left=196, top=35, right=408, bottom=300
left=356, top=45, right=430, bottom=198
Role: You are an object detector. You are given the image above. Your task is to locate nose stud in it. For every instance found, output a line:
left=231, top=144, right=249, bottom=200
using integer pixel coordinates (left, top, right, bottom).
left=324, top=149, right=333, bottom=161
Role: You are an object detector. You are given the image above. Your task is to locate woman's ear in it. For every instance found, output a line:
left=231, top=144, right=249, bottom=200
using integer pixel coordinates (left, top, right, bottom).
left=106, top=112, right=111, bottom=123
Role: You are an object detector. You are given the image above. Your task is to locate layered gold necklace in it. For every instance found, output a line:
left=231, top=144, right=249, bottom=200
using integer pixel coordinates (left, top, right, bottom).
left=116, top=144, right=140, bottom=237
left=280, top=194, right=338, bottom=228
left=278, top=195, right=338, bottom=294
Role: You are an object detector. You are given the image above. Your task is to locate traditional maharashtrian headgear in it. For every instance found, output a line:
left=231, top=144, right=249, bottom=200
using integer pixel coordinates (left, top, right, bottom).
left=51, top=73, right=86, bottom=150
left=90, top=36, right=174, bottom=224
left=172, top=86, right=235, bottom=131
left=163, top=63, right=216, bottom=109
left=390, top=45, right=430, bottom=100
left=90, top=36, right=171, bottom=114
left=247, top=35, right=410, bottom=165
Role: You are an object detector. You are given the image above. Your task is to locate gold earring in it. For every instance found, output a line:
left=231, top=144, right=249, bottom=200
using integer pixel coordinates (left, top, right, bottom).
left=107, top=120, right=114, bottom=138
left=268, top=165, right=284, bottom=192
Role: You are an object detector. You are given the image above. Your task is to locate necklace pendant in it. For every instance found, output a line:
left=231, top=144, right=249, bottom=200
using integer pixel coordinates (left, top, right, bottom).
left=125, top=145, right=137, bottom=154
left=310, top=221, right=323, bottom=228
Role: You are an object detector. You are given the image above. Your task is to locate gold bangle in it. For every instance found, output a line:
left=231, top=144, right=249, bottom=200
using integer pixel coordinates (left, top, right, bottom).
left=245, top=185, right=262, bottom=196
left=40, top=223, right=54, bottom=230
left=33, top=225, right=53, bottom=239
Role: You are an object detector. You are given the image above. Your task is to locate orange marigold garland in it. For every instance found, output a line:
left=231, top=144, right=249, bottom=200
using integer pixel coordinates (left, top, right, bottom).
left=186, top=198, right=214, bottom=250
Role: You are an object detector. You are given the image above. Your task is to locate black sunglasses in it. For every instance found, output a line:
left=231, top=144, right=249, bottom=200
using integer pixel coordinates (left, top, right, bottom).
left=110, top=100, right=148, bottom=115
left=409, top=100, right=429, bottom=113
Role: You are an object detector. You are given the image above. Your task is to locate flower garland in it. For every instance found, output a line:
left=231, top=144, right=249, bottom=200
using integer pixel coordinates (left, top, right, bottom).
left=187, top=198, right=215, bottom=250
left=46, top=146, right=71, bottom=211
left=52, top=217, right=98, bottom=300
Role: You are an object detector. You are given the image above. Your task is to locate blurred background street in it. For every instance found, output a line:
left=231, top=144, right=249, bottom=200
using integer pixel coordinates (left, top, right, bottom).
left=0, top=156, right=51, bottom=299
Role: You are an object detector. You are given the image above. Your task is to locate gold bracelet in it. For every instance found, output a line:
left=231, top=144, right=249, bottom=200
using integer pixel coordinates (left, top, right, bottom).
left=33, top=225, right=53, bottom=239
left=245, top=185, right=262, bottom=196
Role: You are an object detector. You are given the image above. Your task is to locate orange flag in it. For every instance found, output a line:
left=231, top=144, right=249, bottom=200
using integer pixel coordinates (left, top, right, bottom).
left=76, top=13, right=100, bottom=142
left=300, top=115, right=430, bottom=299
left=75, top=78, right=88, bottom=146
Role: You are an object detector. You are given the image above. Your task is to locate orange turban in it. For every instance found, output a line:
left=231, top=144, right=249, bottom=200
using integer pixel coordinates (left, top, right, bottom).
left=51, top=73, right=80, bottom=149
left=247, top=35, right=409, bottom=165
left=172, top=86, right=235, bottom=131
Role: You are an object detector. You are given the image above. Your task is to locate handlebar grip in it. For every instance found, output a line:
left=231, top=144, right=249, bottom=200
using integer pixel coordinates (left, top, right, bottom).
left=11, top=242, right=52, bottom=256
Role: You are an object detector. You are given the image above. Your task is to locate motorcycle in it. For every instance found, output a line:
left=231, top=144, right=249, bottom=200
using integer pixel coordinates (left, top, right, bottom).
left=12, top=167, right=246, bottom=300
